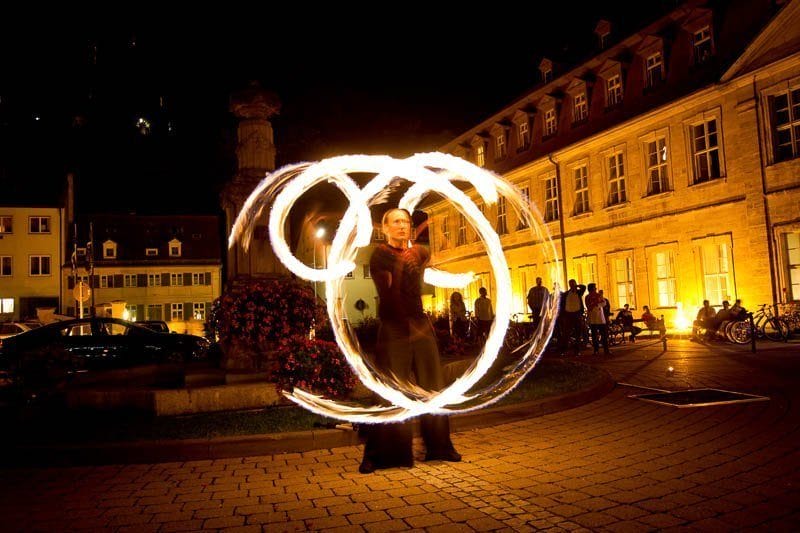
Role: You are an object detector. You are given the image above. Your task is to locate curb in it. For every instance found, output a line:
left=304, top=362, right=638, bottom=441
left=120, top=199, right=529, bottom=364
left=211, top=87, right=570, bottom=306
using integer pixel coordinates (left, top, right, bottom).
left=5, top=366, right=615, bottom=467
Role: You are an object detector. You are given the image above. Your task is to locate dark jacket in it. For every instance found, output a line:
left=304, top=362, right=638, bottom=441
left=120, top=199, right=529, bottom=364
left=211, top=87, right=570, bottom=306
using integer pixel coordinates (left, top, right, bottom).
left=559, top=284, right=586, bottom=313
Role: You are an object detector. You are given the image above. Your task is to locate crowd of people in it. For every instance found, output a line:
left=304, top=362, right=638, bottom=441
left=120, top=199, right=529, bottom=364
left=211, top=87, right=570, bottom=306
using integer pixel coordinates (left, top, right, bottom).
left=693, top=298, right=748, bottom=339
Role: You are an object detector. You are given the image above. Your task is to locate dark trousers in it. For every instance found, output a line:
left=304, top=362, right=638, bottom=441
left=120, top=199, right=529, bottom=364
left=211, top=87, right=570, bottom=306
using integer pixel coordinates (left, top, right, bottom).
left=559, top=311, right=584, bottom=353
left=590, top=323, right=609, bottom=354
left=362, top=318, right=456, bottom=468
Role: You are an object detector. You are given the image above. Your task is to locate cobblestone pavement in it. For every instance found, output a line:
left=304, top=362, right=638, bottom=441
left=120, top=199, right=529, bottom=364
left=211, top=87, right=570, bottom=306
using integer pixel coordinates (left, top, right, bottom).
left=2, top=339, right=799, bottom=531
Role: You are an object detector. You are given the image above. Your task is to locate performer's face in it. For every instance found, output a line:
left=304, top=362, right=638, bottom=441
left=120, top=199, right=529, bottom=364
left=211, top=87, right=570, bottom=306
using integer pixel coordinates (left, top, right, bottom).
left=383, top=210, right=412, bottom=247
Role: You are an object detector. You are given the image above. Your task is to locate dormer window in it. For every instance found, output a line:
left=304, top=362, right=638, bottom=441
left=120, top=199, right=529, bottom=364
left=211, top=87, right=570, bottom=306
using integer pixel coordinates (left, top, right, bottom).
left=495, top=133, right=507, bottom=159
left=645, top=52, right=664, bottom=88
left=594, top=19, right=611, bottom=50
left=539, top=58, right=553, bottom=84
left=544, top=109, right=557, bottom=137
left=573, top=93, right=588, bottom=123
left=471, top=135, right=488, bottom=167
left=146, top=248, right=159, bottom=257
left=76, top=247, right=87, bottom=258
left=693, top=26, right=713, bottom=64
left=512, top=110, right=533, bottom=152
left=103, top=240, right=117, bottom=259
left=169, top=238, right=182, bottom=257
left=607, top=75, right=622, bottom=107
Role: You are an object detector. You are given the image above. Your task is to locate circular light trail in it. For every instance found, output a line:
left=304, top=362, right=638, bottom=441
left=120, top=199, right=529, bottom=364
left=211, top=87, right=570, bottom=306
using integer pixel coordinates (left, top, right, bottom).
left=230, top=153, right=560, bottom=423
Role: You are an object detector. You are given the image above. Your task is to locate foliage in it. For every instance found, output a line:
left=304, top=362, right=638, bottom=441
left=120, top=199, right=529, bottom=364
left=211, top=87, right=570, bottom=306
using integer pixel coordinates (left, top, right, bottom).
left=209, top=277, right=323, bottom=354
left=273, top=336, right=357, bottom=399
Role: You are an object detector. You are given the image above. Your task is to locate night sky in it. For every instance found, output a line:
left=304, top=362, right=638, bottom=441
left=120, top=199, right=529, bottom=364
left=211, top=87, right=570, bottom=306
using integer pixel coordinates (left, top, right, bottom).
left=0, top=3, right=676, bottom=215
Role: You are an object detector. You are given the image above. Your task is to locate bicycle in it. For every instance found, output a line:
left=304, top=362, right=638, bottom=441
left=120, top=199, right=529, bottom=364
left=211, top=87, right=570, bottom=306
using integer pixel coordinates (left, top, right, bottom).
left=753, top=304, right=789, bottom=341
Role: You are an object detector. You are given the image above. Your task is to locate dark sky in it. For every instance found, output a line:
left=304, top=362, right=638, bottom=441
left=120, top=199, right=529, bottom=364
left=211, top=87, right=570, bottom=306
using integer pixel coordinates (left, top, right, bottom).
left=0, top=3, right=676, bottom=215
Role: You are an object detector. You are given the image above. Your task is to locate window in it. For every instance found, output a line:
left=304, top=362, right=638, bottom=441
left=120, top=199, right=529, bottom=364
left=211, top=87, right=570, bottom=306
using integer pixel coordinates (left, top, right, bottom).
left=573, top=165, right=590, bottom=215
left=573, top=93, right=588, bottom=123
left=0, top=216, right=11, bottom=234
left=771, top=89, right=800, bottom=162
left=785, top=232, right=800, bottom=301
left=496, top=197, right=508, bottom=235
left=124, top=274, right=137, bottom=287
left=702, top=243, right=731, bottom=304
left=100, top=275, right=109, bottom=288
left=170, top=273, right=183, bottom=286
left=607, top=152, right=627, bottom=205
left=646, top=138, right=669, bottom=194
left=693, top=26, right=712, bottom=64
left=544, top=175, right=559, bottom=222
left=439, top=216, right=450, bottom=251
left=0, top=298, right=14, bottom=314
left=372, top=227, right=384, bottom=241
left=457, top=213, right=467, bottom=246
left=542, top=68, right=552, bottom=83
left=655, top=251, right=676, bottom=307
left=103, top=240, right=117, bottom=259
left=476, top=144, right=486, bottom=167
left=573, top=255, right=597, bottom=285
left=363, top=264, right=371, bottom=279
left=691, top=119, right=721, bottom=183
left=192, top=273, right=206, bottom=285
left=544, top=109, right=557, bottom=137
left=29, top=216, right=51, bottom=234
left=518, top=121, right=530, bottom=150
left=0, top=256, right=11, bottom=277
left=473, top=203, right=485, bottom=242
left=146, top=248, right=158, bottom=256
left=495, top=133, right=507, bottom=159
left=613, top=256, right=635, bottom=309
left=171, top=303, right=183, bottom=321
left=169, top=239, right=182, bottom=257
left=147, top=304, right=163, bottom=321
left=193, top=303, right=206, bottom=321
left=76, top=247, right=87, bottom=258
left=148, top=273, right=161, bottom=287
left=124, top=304, right=137, bottom=321
left=517, top=187, right=530, bottom=230
left=29, top=255, right=51, bottom=276
left=606, top=75, right=622, bottom=107
left=645, top=52, right=663, bottom=88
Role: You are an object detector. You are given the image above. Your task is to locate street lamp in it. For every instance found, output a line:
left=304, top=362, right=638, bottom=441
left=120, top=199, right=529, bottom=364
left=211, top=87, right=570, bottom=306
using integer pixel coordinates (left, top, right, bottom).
left=313, top=227, right=326, bottom=301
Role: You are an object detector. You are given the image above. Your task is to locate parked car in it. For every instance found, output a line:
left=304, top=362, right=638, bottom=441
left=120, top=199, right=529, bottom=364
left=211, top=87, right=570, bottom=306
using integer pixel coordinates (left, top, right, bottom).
left=0, top=317, right=210, bottom=400
left=138, top=320, right=171, bottom=333
left=0, top=322, right=42, bottom=343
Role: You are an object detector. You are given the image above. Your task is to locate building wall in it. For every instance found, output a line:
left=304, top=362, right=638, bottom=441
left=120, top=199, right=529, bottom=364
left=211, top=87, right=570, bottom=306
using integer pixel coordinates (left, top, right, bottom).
left=427, top=2, right=800, bottom=327
left=0, top=206, right=63, bottom=321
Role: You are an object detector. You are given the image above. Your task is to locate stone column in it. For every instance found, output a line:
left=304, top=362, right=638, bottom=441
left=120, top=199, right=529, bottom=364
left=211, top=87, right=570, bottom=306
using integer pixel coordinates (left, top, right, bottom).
left=220, top=81, right=286, bottom=280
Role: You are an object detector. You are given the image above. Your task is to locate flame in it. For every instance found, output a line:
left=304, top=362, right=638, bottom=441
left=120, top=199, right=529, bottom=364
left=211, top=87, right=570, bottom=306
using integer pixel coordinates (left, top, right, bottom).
left=229, top=153, right=560, bottom=423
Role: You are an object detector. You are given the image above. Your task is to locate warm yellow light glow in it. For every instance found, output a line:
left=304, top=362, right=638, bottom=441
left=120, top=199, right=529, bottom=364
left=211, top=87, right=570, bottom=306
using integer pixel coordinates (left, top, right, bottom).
left=674, top=302, right=692, bottom=331
left=315, top=227, right=326, bottom=239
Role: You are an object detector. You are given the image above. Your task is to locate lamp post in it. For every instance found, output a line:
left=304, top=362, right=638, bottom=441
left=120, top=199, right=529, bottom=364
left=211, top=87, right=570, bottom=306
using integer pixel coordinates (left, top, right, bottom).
left=313, top=226, right=326, bottom=301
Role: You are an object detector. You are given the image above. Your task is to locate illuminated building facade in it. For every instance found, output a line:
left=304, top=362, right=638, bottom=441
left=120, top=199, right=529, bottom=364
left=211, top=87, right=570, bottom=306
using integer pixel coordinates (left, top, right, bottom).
left=426, top=0, right=800, bottom=327
left=62, top=214, right=222, bottom=334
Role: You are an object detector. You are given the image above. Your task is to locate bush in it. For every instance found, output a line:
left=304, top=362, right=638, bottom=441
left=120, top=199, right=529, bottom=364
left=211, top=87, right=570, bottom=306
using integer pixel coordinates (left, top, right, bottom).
left=274, top=336, right=357, bottom=399
left=209, top=277, right=323, bottom=361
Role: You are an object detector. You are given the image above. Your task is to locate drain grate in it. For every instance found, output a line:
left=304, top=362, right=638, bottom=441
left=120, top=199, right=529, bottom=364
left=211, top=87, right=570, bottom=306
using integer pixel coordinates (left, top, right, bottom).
left=631, top=388, right=769, bottom=408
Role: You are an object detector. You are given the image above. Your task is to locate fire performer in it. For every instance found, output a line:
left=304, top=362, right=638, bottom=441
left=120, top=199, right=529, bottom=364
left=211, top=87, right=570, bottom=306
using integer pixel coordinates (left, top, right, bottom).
left=359, top=208, right=461, bottom=473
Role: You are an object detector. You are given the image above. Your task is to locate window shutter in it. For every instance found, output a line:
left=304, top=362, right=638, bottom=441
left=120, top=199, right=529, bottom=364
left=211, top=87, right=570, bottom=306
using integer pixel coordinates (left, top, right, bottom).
left=137, top=273, right=147, bottom=286
left=184, top=302, right=192, bottom=320
left=205, top=302, right=211, bottom=319
left=114, top=274, right=123, bottom=287
left=92, top=275, right=99, bottom=288
left=162, top=273, right=170, bottom=286
left=184, top=272, right=192, bottom=286
left=137, top=304, right=144, bottom=321
left=68, top=276, right=75, bottom=289
left=205, top=272, right=211, bottom=285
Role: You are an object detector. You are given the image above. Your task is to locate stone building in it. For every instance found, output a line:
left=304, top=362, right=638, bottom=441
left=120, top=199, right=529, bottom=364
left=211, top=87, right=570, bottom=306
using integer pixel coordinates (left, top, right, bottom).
left=425, top=0, right=800, bottom=327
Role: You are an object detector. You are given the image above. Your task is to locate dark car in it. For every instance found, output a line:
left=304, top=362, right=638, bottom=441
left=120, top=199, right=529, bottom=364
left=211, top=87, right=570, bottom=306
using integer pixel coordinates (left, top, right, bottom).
left=0, top=317, right=210, bottom=399
left=138, top=320, right=171, bottom=333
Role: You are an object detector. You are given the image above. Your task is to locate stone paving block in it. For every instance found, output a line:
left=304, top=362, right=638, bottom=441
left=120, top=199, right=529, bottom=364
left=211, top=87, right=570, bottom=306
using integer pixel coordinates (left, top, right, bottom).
left=466, top=516, right=507, bottom=531
left=203, top=515, right=246, bottom=529
left=426, top=522, right=476, bottom=533
left=160, top=519, right=205, bottom=532
left=152, top=510, right=195, bottom=523
left=444, top=507, right=488, bottom=522
left=245, top=510, right=288, bottom=525
left=386, top=504, right=428, bottom=519
left=346, top=510, right=391, bottom=525
left=604, top=504, right=649, bottom=520
left=194, top=506, right=236, bottom=519
left=288, top=506, right=329, bottom=521
left=320, top=525, right=366, bottom=533
left=106, top=512, right=154, bottom=527
left=404, top=512, right=451, bottom=528
left=636, top=512, right=687, bottom=528
left=306, top=514, right=351, bottom=530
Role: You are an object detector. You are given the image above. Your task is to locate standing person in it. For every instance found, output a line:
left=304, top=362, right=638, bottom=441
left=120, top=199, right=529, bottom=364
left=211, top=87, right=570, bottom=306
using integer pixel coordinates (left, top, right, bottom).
left=559, top=279, right=586, bottom=355
left=474, top=287, right=494, bottom=343
left=526, top=277, right=549, bottom=325
left=449, top=292, right=467, bottom=339
left=359, top=208, right=461, bottom=474
left=598, top=290, right=611, bottom=325
left=585, top=283, right=610, bottom=355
